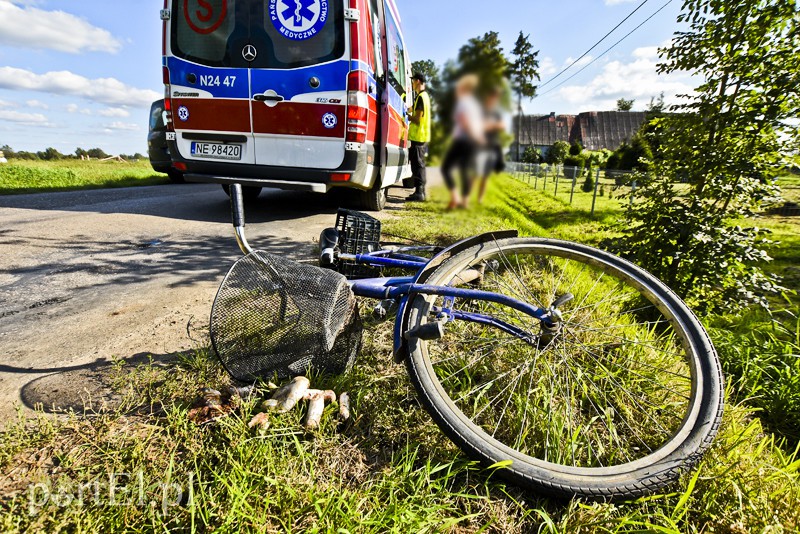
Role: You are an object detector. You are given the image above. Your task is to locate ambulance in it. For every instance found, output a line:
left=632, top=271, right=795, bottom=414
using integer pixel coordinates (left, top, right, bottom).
left=161, top=0, right=413, bottom=210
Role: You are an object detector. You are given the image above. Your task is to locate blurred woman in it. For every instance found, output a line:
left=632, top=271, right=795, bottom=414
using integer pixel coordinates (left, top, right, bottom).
left=476, top=87, right=506, bottom=204
left=441, top=75, right=484, bottom=210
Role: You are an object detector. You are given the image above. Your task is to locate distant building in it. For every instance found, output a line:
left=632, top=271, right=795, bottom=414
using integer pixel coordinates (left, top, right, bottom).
left=512, top=111, right=649, bottom=159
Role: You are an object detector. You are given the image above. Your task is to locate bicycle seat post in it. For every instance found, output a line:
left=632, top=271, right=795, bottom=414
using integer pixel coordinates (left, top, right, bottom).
left=230, top=184, right=253, bottom=255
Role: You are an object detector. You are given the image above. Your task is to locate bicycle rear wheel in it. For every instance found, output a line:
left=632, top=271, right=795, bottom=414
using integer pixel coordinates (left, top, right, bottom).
left=404, top=238, right=723, bottom=499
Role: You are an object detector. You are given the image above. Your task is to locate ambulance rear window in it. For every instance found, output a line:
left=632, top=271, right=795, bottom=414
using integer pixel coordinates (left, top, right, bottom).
left=172, top=0, right=345, bottom=69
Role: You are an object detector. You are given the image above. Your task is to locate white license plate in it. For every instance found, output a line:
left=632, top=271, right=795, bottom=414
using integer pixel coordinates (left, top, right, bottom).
left=191, top=142, right=242, bottom=161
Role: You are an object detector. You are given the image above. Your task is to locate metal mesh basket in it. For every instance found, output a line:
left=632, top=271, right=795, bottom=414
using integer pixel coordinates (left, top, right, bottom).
left=335, top=209, right=383, bottom=279
left=210, top=251, right=362, bottom=382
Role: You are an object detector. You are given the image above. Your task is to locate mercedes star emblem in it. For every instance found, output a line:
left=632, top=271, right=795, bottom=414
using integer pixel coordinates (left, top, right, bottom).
left=242, top=44, right=257, bottom=62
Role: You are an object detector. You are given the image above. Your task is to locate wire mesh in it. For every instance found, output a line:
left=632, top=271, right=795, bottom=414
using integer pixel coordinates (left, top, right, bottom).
left=211, top=251, right=362, bottom=382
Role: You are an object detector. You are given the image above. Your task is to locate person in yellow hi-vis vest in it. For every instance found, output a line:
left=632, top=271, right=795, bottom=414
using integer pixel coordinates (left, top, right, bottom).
left=406, top=72, right=432, bottom=202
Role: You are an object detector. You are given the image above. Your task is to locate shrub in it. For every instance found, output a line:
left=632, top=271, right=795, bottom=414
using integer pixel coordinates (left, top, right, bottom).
left=545, top=141, right=569, bottom=164
left=563, top=155, right=584, bottom=171
left=569, top=141, right=583, bottom=156
left=582, top=174, right=595, bottom=193
left=521, top=145, right=542, bottom=164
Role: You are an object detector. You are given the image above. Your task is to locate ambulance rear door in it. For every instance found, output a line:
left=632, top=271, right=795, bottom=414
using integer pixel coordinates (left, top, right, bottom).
left=249, top=0, right=349, bottom=169
left=168, top=0, right=255, bottom=166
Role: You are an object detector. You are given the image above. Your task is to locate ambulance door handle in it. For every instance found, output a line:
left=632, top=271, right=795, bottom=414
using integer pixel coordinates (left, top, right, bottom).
left=254, top=94, right=284, bottom=103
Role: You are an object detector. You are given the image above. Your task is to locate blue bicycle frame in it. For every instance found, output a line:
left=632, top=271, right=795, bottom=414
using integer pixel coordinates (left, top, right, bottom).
left=340, top=249, right=556, bottom=358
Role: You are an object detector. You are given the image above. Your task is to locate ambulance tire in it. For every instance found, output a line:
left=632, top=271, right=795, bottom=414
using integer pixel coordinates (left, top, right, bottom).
left=359, top=185, right=387, bottom=212
left=222, top=185, right=262, bottom=200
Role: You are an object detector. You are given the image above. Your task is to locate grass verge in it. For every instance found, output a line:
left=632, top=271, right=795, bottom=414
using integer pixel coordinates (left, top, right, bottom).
left=0, top=174, right=798, bottom=532
left=0, top=160, right=169, bottom=195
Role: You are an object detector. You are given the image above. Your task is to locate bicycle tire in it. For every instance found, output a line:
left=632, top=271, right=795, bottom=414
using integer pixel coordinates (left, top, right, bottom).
left=404, top=237, right=723, bottom=499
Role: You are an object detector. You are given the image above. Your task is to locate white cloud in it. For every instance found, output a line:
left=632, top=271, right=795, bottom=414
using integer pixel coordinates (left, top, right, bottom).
left=605, top=0, right=638, bottom=5
left=26, top=99, right=48, bottom=109
left=104, top=121, right=141, bottom=131
left=0, top=0, right=121, bottom=54
left=562, top=55, right=594, bottom=69
left=0, top=99, right=11, bottom=107
left=555, top=45, right=694, bottom=111
left=539, top=57, right=557, bottom=78
left=0, top=109, right=50, bottom=125
left=0, top=67, right=161, bottom=108
left=97, top=107, right=131, bottom=118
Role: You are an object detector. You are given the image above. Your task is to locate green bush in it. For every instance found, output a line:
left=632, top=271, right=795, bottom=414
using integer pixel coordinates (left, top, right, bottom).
left=582, top=174, right=595, bottom=192
left=563, top=155, right=585, bottom=170
left=521, top=145, right=542, bottom=164
left=569, top=141, right=583, bottom=156
left=545, top=140, right=569, bottom=164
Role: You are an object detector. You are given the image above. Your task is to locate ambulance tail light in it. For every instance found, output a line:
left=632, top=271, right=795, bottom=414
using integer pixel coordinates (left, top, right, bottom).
left=163, top=67, right=174, bottom=131
left=347, top=71, right=369, bottom=144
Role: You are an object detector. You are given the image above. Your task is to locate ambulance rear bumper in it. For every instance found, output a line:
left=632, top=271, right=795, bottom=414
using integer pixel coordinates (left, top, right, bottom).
left=186, top=174, right=329, bottom=193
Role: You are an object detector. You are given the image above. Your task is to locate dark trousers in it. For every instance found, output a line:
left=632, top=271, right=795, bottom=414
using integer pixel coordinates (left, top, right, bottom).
left=409, top=142, right=428, bottom=190
left=442, top=139, right=477, bottom=198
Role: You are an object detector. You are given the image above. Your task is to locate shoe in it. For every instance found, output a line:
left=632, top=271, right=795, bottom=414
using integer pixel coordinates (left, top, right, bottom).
left=406, top=192, right=426, bottom=202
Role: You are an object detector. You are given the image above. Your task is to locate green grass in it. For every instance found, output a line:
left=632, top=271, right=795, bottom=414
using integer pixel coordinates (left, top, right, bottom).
left=1, top=174, right=799, bottom=532
left=0, top=160, right=169, bottom=195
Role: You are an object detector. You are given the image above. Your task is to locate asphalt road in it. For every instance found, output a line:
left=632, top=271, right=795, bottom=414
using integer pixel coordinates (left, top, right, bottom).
left=0, top=182, right=412, bottom=422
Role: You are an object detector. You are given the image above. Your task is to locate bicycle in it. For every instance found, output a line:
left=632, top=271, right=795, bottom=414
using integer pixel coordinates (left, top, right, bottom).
left=210, top=184, right=724, bottom=500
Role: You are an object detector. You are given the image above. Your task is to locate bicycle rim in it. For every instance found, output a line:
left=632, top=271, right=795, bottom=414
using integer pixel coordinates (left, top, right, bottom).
left=405, top=238, right=723, bottom=498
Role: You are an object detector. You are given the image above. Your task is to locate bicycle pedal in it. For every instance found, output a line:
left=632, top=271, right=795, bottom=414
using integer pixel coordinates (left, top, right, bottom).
left=404, top=321, right=445, bottom=341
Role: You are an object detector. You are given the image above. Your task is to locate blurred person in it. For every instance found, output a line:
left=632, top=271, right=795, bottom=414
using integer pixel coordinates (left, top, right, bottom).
left=441, top=74, right=484, bottom=210
left=406, top=72, right=432, bottom=202
left=476, top=87, right=507, bottom=204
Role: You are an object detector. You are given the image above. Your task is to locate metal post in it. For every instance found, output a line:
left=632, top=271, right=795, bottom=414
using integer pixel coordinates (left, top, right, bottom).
left=569, top=166, right=578, bottom=204
left=554, top=167, right=560, bottom=196
left=630, top=179, right=637, bottom=207
left=591, top=168, right=601, bottom=216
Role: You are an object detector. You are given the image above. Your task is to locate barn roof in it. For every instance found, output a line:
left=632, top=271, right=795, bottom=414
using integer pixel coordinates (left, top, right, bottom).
left=514, top=111, right=649, bottom=151
left=577, top=111, right=648, bottom=151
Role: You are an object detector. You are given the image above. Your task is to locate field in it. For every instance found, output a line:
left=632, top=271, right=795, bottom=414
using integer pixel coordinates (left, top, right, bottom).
left=0, top=174, right=798, bottom=532
left=0, top=160, right=169, bottom=195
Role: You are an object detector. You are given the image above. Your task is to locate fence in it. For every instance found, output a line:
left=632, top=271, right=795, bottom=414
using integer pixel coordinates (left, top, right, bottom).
left=506, top=162, right=640, bottom=216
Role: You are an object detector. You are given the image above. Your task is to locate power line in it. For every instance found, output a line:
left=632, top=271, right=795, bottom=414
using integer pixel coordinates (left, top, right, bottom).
left=537, top=0, right=674, bottom=98
left=538, top=0, right=651, bottom=90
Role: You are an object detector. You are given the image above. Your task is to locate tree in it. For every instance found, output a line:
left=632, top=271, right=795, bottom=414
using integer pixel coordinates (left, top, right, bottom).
left=612, top=0, right=800, bottom=313
left=508, top=32, right=540, bottom=162
left=87, top=148, right=109, bottom=159
left=545, top=140, right=570, bottom=164
left=646, top=92, right=666, bottom=114
left=616, top=98, right=635, bottom=111
left=617, top=135, right=653, bottom=172
left=0, top=145, right=15, bottom=159
left=521, top=145, right=542, bottom=164
left=75, top=147, right=89, bottom=159
left=440, top=32, right=509, bottom=133
left=37, top=147, right=63, bottom=160
left=569, top=141, right=583, bottom=156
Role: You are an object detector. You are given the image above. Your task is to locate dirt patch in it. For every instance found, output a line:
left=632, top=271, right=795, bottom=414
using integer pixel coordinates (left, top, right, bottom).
left=20, top=366, right=124, bottom=415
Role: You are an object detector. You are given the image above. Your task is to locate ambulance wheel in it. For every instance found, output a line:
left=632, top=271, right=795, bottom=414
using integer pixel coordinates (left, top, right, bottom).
left=359, top=185, right=387, bottom=212
left=222, top=185, right=262, bottom=200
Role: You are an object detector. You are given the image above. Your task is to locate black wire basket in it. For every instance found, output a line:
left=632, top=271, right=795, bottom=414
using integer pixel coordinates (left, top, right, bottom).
left=210, top=251, right=362, bottom=382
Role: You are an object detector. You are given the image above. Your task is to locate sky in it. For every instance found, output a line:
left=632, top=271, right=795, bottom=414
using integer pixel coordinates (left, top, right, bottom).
left=0, top=0, right=694, bottom=155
